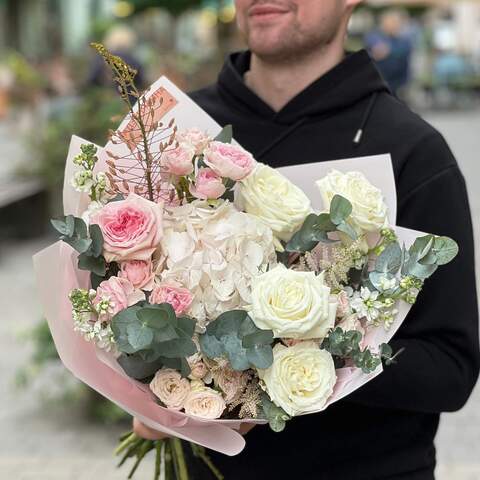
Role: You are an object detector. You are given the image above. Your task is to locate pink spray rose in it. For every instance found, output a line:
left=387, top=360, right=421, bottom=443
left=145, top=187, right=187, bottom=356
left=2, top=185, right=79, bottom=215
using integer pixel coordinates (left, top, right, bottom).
left=94, top=276, right=145, bottom=318
left=91, top=193, right=163, bottom=262
left=204, top=141, right=256, bottom=181
left=150, top=282, right=193, bottom=316
left=189, top=168, right=226, bottom=200
left=176, top=128, right=211, bottom=155
left=119, top=260, right=155, bottom=291
left=162, top=144, right=195, bottom=176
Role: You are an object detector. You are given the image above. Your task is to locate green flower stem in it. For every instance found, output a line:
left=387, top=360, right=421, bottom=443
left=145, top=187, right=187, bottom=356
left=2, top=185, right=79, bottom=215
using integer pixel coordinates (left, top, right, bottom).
left=115, top=431, right=138, bottom=456
left=154, top=441, right=163, bottom=480
left=127, top=439, right=154, bottom=479
left=191, top=444, right=224, bottom=480
left=170, top=438, right=189, bottom=480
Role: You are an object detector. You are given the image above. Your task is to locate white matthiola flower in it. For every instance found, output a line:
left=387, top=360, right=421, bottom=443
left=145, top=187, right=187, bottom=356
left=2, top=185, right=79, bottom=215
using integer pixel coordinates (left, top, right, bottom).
left=378, top=276, right=397, bottom=292
left=350, top=287, right=383, bottom=323
left=71, top=170, right=94, bottom=193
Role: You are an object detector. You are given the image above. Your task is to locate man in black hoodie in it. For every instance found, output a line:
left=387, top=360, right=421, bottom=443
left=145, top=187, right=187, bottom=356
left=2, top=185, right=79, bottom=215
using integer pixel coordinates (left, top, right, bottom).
left=135, top=1, right=479, bottom=478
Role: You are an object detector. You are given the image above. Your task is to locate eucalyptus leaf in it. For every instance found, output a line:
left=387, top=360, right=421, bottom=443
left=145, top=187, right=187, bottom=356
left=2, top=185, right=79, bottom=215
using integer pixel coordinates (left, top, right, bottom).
left=408, top=262, right=438, bottom=280
left=74, top=216, right=88, bottom=239
left=66, top=215, right=76, bottom=236
left=89, top=224, right=104, bottom=257
left=376, top=241, right=402, bottom=274
left=336, top=221, right=358, bottom=240
left=433, top=236, right=459, bottom=265
left=126, top=322, right=154, bottom=351
left=246, top=344, right=274, bottom=369
left=66, top=237, right=92, bottom=254
left=78, top=253, right=106, bottom=276
left=214, top=124, right=233, bottom=143
left=117, top=353, right=164, bottom=380
left=260, top=393, right=290, bottom=432
left=330, top=195, right=352, bottom=225
left=409, top=235, right=434, bottom=262
left=50, top=218, right=69, bottom=236
left=156, top=338, right=197, bottom=358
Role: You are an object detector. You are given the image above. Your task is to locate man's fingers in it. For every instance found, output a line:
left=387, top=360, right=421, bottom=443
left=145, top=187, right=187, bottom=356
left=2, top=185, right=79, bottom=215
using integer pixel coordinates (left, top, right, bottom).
left=133, top=418, right=170, bottom=440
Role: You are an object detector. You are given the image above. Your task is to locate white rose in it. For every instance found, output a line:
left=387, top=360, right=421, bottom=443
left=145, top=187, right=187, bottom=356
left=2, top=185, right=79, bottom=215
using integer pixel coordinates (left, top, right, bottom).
left=251, top=264, right=337, bottom=340
left=316, top=170, right=388, bottom=233
left=258, top=342, right=337, bottom=417
left=237, top=163, right=311, bottom=244
left=183, top=384, right=226, bottom=419
left=149, top=369, right=191, bottom=411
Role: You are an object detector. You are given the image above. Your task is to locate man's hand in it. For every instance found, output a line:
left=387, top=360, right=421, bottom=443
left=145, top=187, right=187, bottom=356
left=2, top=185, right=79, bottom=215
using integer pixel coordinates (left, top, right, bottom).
left=133, top=417, right=256, bottom=440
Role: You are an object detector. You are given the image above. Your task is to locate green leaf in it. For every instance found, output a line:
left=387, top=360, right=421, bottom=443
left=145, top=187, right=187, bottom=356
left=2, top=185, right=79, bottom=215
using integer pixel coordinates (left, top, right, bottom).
left=177, top=316, right=196, bottom=338
left=199, top=333, right=225, bottom=359
left=111, top=306, right=143, bottom=354
left=246, top=344, right=273, bottom=369
left=242, top=329, right=274, bottom=348
left=314, top=213, right=337, bottom=231
left=78, top=253, right=106, bottom=276
left=66, top=215, right=75, bottom=236
left=155, top=338, right=197, bottom=358
left=137, top=306, right=174, bottom=330
left=433, top=236, right=459, bottom=265
left=51, top=217, right=70, bottom=236
left=65, top=237, right=92, bottom=254
left=90, top=272, right=104, bottom=290
left=117, top=353, right=164, bottom=381
left=89, top=224, right=104, bottom=257
left=336, top=221, right=358, bottom=240
left=160, top=357, right=191, bottom=378
left=409, top=235, right=434, bottom=262
left=74, top=216, right=88, bottom=238
left=330, top=195, right=352, bottom=225
left=286, top=214, right=335, bottom=253
left=376, top=242, right=402, bottom=274
left=126, top=322, right=154, bottom=351
left=260, top=393, right=290, bottom=432
left=214, top=124, right=233, bottom=143
left=408, top=262, right=438, bottom=280
left=200, top=310, right=274, bottom=371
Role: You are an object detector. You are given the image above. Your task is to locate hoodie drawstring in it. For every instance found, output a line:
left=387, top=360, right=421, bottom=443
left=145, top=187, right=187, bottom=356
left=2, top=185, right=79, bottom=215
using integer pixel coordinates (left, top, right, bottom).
left=353, top=92, right=378, bottom=146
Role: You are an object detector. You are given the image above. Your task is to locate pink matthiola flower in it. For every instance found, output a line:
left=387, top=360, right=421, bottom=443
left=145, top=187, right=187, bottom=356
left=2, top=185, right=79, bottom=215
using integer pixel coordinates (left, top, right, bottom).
left=94, top=276, right=145, bottom=319
left=119, top=260, right=155, bottom=291
left=91, top=193, right=163, bottom=262
left=161, top=144, right=195, bottom=176
left=150, top=282, right=193, bottom=316
left=189, top=168, right=226, bottom=200
left=204, top=141, right=256, bottom=181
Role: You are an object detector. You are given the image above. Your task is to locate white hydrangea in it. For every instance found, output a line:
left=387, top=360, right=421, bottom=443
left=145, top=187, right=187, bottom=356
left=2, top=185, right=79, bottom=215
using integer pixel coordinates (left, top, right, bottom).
left=158, top=200, right=277, bottom=329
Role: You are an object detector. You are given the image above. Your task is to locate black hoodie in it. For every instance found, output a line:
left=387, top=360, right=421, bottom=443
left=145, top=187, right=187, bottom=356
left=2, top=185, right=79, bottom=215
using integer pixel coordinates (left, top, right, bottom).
left=190, top=50, right=479, bottom=480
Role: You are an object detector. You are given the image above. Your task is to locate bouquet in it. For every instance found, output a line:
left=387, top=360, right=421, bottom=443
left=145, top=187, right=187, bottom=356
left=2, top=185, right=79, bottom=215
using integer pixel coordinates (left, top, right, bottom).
left=33, top=45, right=459, bottom=480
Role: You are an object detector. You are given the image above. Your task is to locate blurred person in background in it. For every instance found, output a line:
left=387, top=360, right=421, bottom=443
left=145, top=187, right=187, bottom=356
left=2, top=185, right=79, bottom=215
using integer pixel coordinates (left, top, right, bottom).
left=366, top=8, right=413, bottom=97
left=88, top=25, right=145, bottom=90
left=134, top=1, right=479, bottom=479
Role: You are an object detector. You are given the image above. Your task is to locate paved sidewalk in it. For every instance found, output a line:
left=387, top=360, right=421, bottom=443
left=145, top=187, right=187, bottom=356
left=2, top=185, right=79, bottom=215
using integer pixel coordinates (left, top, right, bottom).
left=0, top=110, right=479, bottom=479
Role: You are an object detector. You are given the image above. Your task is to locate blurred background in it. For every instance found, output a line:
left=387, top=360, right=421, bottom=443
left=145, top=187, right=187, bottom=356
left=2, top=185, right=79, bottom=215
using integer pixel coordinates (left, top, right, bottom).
left=0, top=1, right=479, bottom=479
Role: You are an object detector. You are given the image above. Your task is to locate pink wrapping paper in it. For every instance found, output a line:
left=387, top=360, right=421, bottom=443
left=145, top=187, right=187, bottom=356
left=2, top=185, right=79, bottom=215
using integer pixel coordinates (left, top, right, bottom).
left=33, top=75, right=430, bottom=454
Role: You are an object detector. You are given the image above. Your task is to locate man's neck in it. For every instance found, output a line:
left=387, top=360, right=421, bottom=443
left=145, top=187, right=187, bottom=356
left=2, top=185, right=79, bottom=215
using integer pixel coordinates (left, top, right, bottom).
left=244, top=43, right=345, bottom=112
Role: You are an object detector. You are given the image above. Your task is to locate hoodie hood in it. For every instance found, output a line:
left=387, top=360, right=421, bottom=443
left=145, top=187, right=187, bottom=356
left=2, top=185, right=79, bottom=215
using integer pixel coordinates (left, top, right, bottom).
left=217, top=49, right=390, bottom=126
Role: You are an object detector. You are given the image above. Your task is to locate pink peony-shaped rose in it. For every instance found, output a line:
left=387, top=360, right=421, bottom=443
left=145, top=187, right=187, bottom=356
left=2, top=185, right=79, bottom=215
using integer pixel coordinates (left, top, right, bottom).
left=204, top=141, right=256, bottom=181
left=189, top=168, right=226, bottom=200
left=162, top=144, right=195, bottom=176
left=119, top=260, right=155, bottom=291
left=93, top=276, right=145, bottom=318
left=176, top=128, right=211, bottom=155
left=91, top=193, right=163, bottom=262
left=150, top=282, right=193, bottom=315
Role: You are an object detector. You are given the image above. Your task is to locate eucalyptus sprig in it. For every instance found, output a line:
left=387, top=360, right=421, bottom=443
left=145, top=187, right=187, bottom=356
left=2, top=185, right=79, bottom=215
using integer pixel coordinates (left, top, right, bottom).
left=321, top=327, right=398, bottom=374
left=286, top=194, right=357, bottom=253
